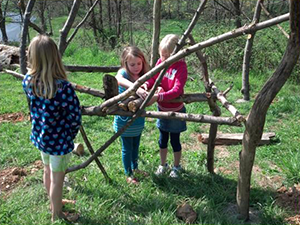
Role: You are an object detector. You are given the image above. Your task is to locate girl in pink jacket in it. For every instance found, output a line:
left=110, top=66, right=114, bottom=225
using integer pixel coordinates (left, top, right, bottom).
left=144, top=34, right=188, bottom=178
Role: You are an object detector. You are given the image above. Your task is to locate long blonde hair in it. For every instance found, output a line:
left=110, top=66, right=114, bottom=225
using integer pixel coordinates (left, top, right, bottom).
left=27, top=35, right=67, bottom=99
left=120, top=46, right=150, bottom=77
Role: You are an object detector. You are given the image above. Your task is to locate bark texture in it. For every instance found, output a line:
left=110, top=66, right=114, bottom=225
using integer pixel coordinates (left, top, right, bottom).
left=237, top=1, right=300, bottom=220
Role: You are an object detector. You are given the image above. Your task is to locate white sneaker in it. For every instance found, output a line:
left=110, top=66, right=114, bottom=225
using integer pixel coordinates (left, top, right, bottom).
left=155, top=164, right=169, bottom=176
left=169, top=165, right=183, bottom=178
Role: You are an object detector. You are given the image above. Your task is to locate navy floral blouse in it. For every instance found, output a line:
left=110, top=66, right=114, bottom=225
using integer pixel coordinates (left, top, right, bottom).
left=22, top=75, right=81, bottom=155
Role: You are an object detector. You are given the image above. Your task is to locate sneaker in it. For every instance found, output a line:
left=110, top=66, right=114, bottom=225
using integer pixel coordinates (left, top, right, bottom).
left=155, top=164, right=169, bottom=176
left=169, top=165, right=183, bottom=178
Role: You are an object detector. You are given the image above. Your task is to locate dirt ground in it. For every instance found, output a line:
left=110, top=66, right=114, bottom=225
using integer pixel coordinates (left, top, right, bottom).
left=276, top=184, right=300, bottom=225
left=0, top=160, right=43, bottom=198
left=0, top=112, right=28, bottom=123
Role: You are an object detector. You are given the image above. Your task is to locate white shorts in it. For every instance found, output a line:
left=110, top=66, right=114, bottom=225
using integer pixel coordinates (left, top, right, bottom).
left=40, top=152, right=71, bottom=172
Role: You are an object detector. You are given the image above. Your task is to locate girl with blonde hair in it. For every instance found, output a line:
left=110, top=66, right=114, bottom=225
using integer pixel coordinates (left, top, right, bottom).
left=22, top=35, right=81, bottom=222
left=144, top=34, right=188, bottom=178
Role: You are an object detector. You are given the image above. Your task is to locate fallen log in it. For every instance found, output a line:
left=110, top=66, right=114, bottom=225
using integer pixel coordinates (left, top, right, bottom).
left=198, top=132, right=276, bottom=145
left=64, top=65, right=120, bottom=73
left=0, top=45, right=20, bottom=69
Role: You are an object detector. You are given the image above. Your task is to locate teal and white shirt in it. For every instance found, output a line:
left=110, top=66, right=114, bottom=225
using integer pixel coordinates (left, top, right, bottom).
left=113, top=69, right=145, bottom=137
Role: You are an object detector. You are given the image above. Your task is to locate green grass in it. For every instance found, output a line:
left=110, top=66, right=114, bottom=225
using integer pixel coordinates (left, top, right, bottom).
left=1, top=65, right=299, bottom=224
left=1, top=15, right=300, bottom=225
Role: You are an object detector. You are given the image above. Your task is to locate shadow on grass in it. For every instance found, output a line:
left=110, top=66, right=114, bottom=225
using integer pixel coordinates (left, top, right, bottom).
left=64, top=168, right=286, bottom=225
left=148, top=171, right=284, bottom=225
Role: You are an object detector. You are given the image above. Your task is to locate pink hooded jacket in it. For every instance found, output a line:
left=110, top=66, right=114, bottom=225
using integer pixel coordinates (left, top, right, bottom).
left=145, top=58, right=188, bottom=111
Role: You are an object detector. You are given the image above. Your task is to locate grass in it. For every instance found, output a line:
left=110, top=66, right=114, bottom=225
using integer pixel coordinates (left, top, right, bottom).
left=1, top=16, right=300, bottom=225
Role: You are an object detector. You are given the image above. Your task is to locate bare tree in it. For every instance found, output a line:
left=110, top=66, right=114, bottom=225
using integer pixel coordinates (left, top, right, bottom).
left=36, top=0, right=47, bottom=33
left=89, top=0, right=100, bottom=44
left=58, top=0, right=81, bottom=56
left=241, top=0, right=263, bottom=101
left=18, top=0, right=43, bottom=34
left=107, top=0, right=112, bottom=31
left=20, top=0, right=36, bottom=75
left=231, top=0, right=242, bottom=28
left=128, top=0, right=133, bottom=44
left=237, top=0, right=300, bottom=220
left=150, top=0, right=161, bottom=68
left=0, top=0, right=8, bottom=43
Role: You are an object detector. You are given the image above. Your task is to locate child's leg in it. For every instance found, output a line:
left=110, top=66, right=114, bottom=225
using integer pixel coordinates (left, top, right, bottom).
left=49, top=153, right=71, bottom=222
left=120, top=136, right=133, bottom=176
left=170, top=132, right=182, bottom=167
left=40, top=152, right=51, bottom=196
left=131, top=135, right=141, bottom=170
left=44, top=165, right=51, bottom=196
left=50, top=171, right=65, bottom=221
left=158, top=129, right=169, bottom=166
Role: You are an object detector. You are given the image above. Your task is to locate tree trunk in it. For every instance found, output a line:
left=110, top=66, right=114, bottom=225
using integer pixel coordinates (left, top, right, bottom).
left=20, top=0, right=36, bottom=75
left=114, top=0, right=122, bottom=39
left=58, top=0, right=81, bottom=56
left=241, top=0, right=263, bottom=101
left=37, top=0, right=47, bottom=33
left=65, top=0, right=99, bottom=48
left=18, top=0, right=43, bottom=34
left=107, top=0, right=112, bottom=31
left=89, top=0, right=100, bottom=44
left=231, top=0, right=242, bottom=28
left=0, top=0, right=8, bottom=44
left=150, top=0, right=161, bottom=68
left=128, top=0, right=133, bottom=45
left=237, top=0, right=300, bottom=220
left=98, top=0, right=104, bottom=44
left=46, top=4, right=53, bottom=35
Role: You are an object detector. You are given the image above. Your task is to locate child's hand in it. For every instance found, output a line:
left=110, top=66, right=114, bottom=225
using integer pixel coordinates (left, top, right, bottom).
left=147, top=94, right=158, bottom=106
left=137, top=87, right=148, bottom=99
left=155, top=86, right=164, bottom=94
left=140, top=83, right=148, bottom=91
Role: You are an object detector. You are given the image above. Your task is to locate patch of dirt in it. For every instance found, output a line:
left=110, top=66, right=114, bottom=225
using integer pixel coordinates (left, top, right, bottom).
left=215, top=160, right=240, bottom=175
left=0, top=112, right=28, bottom=123
left=224, top=203, right=261, bottom=224
left=182, top=133, right=206, bottom=152
left=0, top=160, right=43, bottom=198
left=276, top=184, right=300, bottom=225
left=216, top=146, right=230, bottom=158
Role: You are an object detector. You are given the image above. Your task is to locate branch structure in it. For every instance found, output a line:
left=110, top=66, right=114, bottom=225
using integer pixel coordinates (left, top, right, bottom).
left=210, top=79, right=245, bottom=122
left=81, top=106, right=241, bottom=126
left=98, top=13, right=290, bottom=111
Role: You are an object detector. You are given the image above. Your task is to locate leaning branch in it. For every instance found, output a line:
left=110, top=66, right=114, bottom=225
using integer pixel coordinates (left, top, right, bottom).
left=64, top=65, right=120, bottom=73
left=210, top=79, right=245, bottom=122
left=3, top=69, right=105, bottom=98
left=260, top=2, right=289, bottom=38
left=66, top=0, right=100, bottom=46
